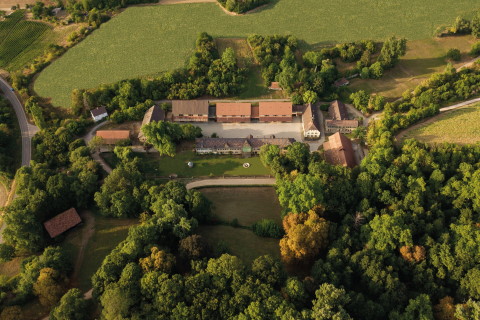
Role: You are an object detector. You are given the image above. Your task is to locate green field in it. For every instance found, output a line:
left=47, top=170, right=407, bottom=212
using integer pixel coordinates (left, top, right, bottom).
left=197, top=186, right=281, bottom=263
left=0, top=11, right=53, bottom=71
left=198, top=225, right=280, bottom=263
left=199, top=187, right=282, bottom=225
left=34, top=0, right=479, bottom=107
left=102, top=150, right=271, bottom=177
left=61, top=216, right=137, bottom=291
left=401, top=105, right=480, bottom=145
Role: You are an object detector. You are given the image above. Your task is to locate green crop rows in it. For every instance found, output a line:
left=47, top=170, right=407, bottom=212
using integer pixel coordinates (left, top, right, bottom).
left=0, top=10, right=52, bottom=70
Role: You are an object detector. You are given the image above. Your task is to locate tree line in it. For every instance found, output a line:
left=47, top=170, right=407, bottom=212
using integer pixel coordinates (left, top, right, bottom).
left=0, top=97, right=18, bottom=178
left=216, top=0, right=269, bottom=14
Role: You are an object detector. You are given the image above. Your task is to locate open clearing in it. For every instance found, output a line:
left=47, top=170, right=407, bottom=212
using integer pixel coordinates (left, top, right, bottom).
left=399, top=105, right=480, bottom=145
left=198, top=226, right=280, bottom=263
left=349, top=36, right=478, bottom=99
left=198, top=186, right=281, bottom=263
left=199, top=187, right=282, bottom=225
left=62, top=216, right=137, bottom=291
left=34, top=0, right=478, bottom=107
left=102, top=149, right=271, bottom=177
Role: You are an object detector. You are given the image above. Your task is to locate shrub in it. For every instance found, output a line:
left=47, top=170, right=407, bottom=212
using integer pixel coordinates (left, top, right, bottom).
left=471, top=42, right=480, bottom=56
left=446, top=48, right=461, bottom=61
left=0, top=244, right=14, bottom=262
left=252, top=219, right=284, bottom=238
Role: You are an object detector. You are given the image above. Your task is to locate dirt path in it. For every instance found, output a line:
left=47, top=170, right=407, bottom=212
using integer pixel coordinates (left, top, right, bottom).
left=0, top=182, right=6, bottom=208
left=70, top=211, right=95, bottom=288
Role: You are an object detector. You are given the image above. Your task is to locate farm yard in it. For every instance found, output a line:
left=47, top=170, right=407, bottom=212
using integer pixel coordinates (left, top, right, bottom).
left=0, top=10, right=52, bottom=71
left=398, top=105, right=480, bottom=145
left=34, top=0, right=479, bottom=107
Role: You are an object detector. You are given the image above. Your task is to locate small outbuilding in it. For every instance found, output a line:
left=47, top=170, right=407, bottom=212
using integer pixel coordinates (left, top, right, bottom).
left=44, top=208, right=82, bottom=238
left=90, top=106, right=108, bottom=122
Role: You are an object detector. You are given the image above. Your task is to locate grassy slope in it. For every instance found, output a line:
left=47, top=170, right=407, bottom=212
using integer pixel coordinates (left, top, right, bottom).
left=102, top=150, right=271, bottom=177
left=349, top=35, right=478, bottom=98
left=0, top=11, right=53, bottom=71
left=402, top=105, right=480, bottom=145
left=34, top=0, right=479, bottom=107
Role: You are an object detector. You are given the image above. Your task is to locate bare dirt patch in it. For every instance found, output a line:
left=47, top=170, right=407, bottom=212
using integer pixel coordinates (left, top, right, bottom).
left=0, top=182, right=6, bottom=208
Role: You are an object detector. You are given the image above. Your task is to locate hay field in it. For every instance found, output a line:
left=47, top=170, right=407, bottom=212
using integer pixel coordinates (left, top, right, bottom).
left=403, top=105, right=480, bottom=145
left=34, top=0, right=479, bottom=107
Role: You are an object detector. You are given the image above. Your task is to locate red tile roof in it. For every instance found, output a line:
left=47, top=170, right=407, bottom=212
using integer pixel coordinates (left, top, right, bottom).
left=323, top=132, right=356, bottom=168
left=259, top=102, right=292, bottom=117
left=44, top=208, right=82, bottom=238
left=216, top=103, right=252, bottom=117
left=96, top=130, right=130, bottom=144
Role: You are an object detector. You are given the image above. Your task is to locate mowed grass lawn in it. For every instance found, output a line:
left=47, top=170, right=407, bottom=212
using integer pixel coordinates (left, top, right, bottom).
left=102, top=150, right=271, bottom=177
left=0, top=10, right=53, bottom=71
left=34, top=0, right=479, bottom=107
left=403, top=105, right=480, bottom=145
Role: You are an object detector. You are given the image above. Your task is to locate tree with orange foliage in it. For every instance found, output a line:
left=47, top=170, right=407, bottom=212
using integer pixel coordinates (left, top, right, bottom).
left=280, top=209, right=329, bottom=264
left=433, top=296, right=456, bottom=320
left=139, top=247, right=176, bottom=273
left=399, top=245, right=426, bottom=263
left=33, top=268, right=67, bottom=307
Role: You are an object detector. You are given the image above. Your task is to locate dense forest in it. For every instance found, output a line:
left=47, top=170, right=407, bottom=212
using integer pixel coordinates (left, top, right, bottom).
left=84, top=138, right=480, bottom=319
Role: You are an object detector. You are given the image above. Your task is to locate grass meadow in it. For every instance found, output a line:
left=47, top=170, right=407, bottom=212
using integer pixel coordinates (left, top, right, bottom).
left=401, top=105, right=480, bottom=145
left=198, top=225, right=280, bottom=263
left=34, top=0, right=479, bottom=107
left=349, top=35, right=479, bottom=99
left=69, top=217, right=137, bottom=291
left=0, top=10, right=53, bottom=71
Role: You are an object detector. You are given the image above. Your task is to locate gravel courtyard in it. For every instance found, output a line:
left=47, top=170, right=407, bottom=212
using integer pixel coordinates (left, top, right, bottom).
left=194, top=117, right=324, bottom=151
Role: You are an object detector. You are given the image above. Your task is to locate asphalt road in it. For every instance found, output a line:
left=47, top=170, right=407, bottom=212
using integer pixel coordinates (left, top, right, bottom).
left=0, top=77, right=38, bottom=244
left=0, top=77, right=38, bottom=167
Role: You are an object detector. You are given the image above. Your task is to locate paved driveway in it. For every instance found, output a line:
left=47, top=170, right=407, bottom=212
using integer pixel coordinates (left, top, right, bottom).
left=194, top=117, right=324, bottom=151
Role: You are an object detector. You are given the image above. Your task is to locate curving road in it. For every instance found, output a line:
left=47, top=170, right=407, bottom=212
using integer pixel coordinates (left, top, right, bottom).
left=0, top=77, right=38, bottom=167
